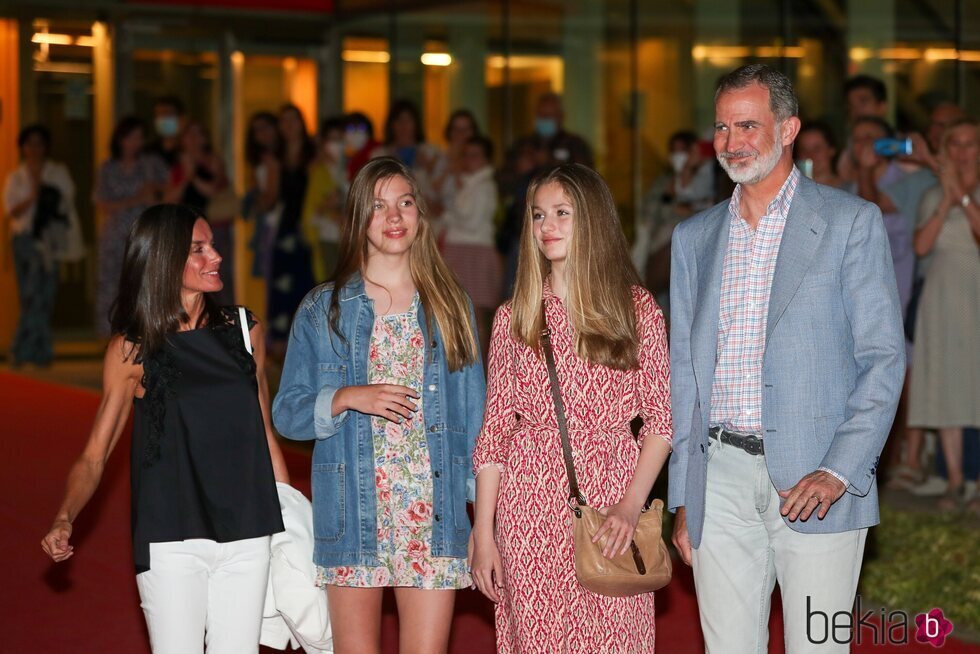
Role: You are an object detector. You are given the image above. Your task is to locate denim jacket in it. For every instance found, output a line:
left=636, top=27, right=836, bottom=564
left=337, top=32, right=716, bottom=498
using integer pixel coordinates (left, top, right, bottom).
left=272, top=275, right=486, bottom=567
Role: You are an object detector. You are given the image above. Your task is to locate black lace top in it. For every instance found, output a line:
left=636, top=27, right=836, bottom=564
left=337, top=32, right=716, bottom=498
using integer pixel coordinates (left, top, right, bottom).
left=130, top=307, right=283, bottom=573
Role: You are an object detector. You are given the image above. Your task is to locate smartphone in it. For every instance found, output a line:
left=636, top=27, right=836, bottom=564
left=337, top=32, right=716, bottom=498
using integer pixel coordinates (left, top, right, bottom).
left=873, top=137, right=913, bottom=157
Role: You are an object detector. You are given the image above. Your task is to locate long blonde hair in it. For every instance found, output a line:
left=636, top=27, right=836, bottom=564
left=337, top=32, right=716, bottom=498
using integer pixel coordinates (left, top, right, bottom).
left=329, top=157, right=477, bottom=371
left=511, top=164, right=641, bottom=370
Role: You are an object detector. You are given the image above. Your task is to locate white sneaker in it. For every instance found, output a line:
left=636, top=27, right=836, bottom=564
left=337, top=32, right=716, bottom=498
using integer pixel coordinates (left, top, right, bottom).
left=909, top=475, right=951, bottom=497
left=964, top=480, right=977, bottom=502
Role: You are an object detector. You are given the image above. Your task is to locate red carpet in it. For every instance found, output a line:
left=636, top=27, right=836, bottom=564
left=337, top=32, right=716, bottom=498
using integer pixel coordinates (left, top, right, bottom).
left=1, top=370, right=974, bottom=653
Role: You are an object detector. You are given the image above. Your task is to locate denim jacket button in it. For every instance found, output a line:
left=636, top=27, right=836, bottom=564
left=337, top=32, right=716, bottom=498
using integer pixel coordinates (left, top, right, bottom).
left=434, top=470, right=441, bottom=478
left=434, top=514, right=441, bottom=521
left=428, top=384, right=436, bottom=392
left=429, top=425, right=438, bottom=433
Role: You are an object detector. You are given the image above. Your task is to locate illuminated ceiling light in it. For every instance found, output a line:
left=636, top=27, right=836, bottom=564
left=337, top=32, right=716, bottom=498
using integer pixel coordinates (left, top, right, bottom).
left=231, top=51, right=244, bottom=65
left=342, top=50, right=391, bottom=64
left=925, top=48, right=958, bottom=61
left=33, top=61, right=93, bottom=74
left=754, top=46, right=805, bottom=58
left=958, top=50, right=980, bottom=62
left=421, top=52, right=452, bottom=66
left=74, top=36, right=96, bottom=47
left=879, top=48, right=921, bottom=60
left=849, top=47, right=871, bottom=61
left=32, top=33, right=73, bottom=45
left=692, top=45, right=751, bottom=61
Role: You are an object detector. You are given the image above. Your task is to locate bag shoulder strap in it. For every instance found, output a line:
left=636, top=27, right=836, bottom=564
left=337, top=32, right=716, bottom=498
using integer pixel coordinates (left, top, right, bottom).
left=238, top=306, right=253, bottom=355
left=540, top=301, right=587, bottom=512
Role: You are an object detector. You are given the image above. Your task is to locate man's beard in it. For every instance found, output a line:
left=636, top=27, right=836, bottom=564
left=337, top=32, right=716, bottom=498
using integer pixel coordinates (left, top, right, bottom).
left=717, top=129, right=784, bottom=185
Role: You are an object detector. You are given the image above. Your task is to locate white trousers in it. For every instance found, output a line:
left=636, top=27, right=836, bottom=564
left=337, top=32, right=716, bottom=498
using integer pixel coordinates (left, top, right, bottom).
left=692, top=437, right=868, bottom=654
left=135, top=536, right=271, bottom=654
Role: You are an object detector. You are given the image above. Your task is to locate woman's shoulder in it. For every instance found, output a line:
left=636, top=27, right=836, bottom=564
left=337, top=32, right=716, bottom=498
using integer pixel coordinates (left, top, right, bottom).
left=216, top=304, right=260, bottom=330
left=492, top=299, right=514, bottom=321
left=630, top=284, right=655, bottom=306
left=630, top=285, right=663, bottom=322
left=44, top=161, right=74, bottom=184
left=105, top=334, right=144, bottom=377
left=4, top=162, right=27, bottom=185
left=296, top=282, right=343, bottom=320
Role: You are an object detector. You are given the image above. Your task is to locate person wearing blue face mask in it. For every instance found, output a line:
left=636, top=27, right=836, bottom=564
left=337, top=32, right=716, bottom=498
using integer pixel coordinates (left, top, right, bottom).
left=498, top=93, right=595, bottom=297
left=147, top=95, right=186, bottom=168
left=528, top=92, right=593, bottom=168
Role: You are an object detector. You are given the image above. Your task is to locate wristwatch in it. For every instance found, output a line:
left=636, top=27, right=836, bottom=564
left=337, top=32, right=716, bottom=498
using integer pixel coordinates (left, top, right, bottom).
left=962, top=194, right=972, bottom=208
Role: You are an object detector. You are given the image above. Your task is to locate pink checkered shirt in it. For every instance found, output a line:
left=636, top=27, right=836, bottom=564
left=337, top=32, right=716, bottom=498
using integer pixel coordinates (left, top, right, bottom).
left=709, top=167, right=800, bottom=434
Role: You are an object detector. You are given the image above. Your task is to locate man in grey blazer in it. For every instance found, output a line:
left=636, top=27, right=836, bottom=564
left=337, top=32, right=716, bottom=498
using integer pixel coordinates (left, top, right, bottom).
left=668, top=64, right=905, bottom=653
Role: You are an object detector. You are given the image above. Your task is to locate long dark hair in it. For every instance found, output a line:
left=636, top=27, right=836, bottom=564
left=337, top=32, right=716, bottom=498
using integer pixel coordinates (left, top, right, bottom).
left=384, top=99, right=425, bottom=145
left=245, top=111, right=282, bottom=167
left=110, top=115, right=146, bottom=160
left=110, top=204, right=218, bottom=361
left=279, top=103, right=316, bottom=167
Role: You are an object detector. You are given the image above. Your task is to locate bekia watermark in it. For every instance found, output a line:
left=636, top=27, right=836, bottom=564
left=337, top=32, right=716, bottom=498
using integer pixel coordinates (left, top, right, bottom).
left=807, top=595, right=954, bottom=647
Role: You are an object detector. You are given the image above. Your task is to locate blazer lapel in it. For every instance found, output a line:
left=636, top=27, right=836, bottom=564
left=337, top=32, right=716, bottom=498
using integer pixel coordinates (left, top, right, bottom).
left=766, top=178, right=827, bottom=345
left=691, top=202, right=730, bottom=400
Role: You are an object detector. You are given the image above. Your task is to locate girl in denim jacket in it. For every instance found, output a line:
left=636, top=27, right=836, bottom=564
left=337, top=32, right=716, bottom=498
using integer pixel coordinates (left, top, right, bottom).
left=273, top=157, right=485, bottom=654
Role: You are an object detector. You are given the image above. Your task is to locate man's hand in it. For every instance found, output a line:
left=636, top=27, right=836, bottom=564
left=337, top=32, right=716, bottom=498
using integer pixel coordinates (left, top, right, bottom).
left=671, top=506, right=693, bottom=566
left=778, top=471, right=846, bottom=522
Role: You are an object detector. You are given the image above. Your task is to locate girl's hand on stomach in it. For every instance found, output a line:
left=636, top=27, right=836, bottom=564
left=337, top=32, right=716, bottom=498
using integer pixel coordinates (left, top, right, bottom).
left=334, top=384, right=420, bottom=422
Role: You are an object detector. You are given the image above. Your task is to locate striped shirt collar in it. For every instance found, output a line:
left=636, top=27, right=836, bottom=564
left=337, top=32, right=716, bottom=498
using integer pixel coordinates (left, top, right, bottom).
left=728, top=166, right=801, bottom=226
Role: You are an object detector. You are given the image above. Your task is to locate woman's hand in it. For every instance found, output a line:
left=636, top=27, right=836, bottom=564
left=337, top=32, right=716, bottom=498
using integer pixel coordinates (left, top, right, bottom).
left=593, top=499, right=644, bottom=559
left=938, top=159, right=964, bottom=202
left=41, top=519, right=74, bottom=562
left=469, top=529, right=505, bottom=603
left=853, top=140, right=879, bottom=170
left=334, top=384, right=420, bottom=422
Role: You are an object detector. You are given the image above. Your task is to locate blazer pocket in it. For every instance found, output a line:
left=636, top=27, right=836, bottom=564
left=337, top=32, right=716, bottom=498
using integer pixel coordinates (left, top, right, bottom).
left=312, top=463, right=345, bottom=542
left=813, top=414, right=844, bottom=448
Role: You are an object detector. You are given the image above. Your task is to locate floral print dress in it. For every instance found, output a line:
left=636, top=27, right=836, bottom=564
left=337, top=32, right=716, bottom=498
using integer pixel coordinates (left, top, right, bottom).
left=317, top=295, right=472, bottom=589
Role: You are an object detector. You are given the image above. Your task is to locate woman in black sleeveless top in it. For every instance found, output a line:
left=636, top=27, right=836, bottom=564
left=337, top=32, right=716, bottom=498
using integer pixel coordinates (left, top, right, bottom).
left=41, top=204, right=287, bottom=654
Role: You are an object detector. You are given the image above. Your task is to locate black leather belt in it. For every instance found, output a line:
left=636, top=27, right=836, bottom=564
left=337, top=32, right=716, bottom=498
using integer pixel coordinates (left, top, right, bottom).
left=709, top=426, right=765, bottom=456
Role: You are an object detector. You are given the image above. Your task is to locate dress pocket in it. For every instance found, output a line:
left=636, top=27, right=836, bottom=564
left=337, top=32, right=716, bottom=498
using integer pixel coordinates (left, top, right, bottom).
left=312, top=462, right=346, bottom=542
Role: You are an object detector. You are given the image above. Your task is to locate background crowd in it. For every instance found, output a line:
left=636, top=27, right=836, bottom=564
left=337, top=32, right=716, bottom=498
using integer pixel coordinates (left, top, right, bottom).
left=4, top=72, right=979, bottom=513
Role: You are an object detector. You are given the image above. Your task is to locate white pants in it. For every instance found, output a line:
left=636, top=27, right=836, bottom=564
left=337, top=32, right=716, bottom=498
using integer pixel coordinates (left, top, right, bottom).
left=692, top=437, right=868, bottom=654
left=135, top=536, right=271, bottom=654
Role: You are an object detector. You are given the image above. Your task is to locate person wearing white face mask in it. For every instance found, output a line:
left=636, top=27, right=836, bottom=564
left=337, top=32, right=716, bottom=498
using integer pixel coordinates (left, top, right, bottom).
left=302, top=116, right=349, bottom=283
left=147, top=95, right=186, bottom=168
left=343, top=112, right=379, bottom=181
left=633, top=131, right=715, bottom=306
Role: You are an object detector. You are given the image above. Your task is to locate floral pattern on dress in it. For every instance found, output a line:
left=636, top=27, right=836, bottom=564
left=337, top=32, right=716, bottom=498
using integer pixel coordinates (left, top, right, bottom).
left=318, top=295, right=471, bottom=589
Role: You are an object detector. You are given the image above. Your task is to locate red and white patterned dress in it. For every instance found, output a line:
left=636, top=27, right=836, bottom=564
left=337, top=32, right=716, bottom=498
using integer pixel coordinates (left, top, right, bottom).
left=473, top=284, right=673, bottom=653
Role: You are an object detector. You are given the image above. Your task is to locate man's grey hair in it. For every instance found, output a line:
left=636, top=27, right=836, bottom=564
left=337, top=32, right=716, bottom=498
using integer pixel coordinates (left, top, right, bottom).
left=715, top=64, right=799, bottom=122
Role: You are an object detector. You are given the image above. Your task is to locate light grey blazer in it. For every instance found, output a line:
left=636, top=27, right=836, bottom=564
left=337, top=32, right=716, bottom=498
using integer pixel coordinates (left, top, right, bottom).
left=667, top=174, right=905, bottom=549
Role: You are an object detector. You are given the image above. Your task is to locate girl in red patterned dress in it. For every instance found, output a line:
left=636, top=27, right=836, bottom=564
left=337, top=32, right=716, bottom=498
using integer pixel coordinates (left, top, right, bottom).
left=470, top=164, right=673, bottom=653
